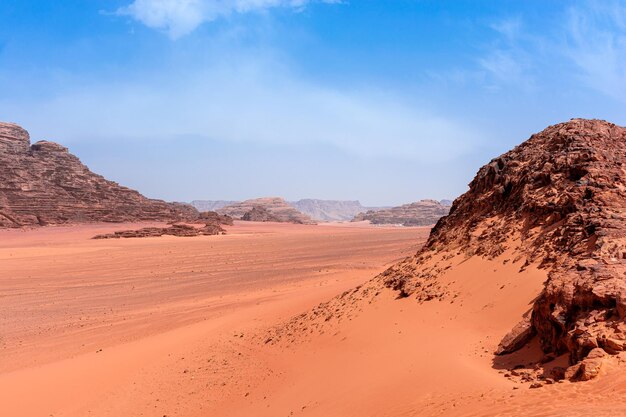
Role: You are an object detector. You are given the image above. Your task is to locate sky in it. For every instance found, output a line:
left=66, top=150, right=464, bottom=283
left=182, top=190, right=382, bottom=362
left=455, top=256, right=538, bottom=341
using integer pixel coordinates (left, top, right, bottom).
left=1, top=1, right=626, bottom=206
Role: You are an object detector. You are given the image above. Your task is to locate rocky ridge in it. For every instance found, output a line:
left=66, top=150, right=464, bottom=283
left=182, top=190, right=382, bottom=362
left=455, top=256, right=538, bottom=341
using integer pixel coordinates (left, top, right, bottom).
left=218, top=197, right=315, bottom=224
left=0, top=122, right=197, bottom=227
left=352, top=200, right=451, bottom=226
left=241, top=206, right=281, bottom=222
left=92, top=211, right=233, bottom=239
left=92, top=223, right=226, bottom=240
left=383, top=119, right=626, bottom=380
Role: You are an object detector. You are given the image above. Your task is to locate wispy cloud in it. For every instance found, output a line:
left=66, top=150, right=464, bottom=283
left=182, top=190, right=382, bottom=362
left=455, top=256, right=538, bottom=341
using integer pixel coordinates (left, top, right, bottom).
left=564, top=1, right=626, bottom=101
left=477, top=17, right=536, bottom=90
left=475, top=1, right=626, bottom=100
left=2, top=56, right=481, bottom=164
left=489, top=16, right=523, bottom=41
left=478, top=50, right=529, bottom=88
left=117, top=0, right=340, bottom=39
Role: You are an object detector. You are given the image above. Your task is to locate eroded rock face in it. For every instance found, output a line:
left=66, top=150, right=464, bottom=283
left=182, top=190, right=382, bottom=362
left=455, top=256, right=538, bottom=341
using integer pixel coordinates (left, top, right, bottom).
left=378, top=119, right=626, bottom=379
left=241, top=206, right=281, bottom=222
left=218, top=197, right=315, bottom=224
left=352, top=200, right=451, bottom=226
left=0, top=122, right=198, bottom=227
left=197, top=211, right=234, bottom=226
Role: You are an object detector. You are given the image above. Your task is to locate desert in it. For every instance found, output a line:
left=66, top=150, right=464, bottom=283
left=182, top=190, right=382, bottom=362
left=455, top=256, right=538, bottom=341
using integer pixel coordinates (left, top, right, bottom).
left=3, top=2, right=626, bottom=416
left=0, top=221, right=428, bottom=416
left=4, top=119, right=626, bottom=417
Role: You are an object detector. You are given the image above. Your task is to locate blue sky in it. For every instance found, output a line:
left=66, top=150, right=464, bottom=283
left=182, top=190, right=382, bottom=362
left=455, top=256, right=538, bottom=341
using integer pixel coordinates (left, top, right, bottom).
left=1, top=1, right=625, bottom=205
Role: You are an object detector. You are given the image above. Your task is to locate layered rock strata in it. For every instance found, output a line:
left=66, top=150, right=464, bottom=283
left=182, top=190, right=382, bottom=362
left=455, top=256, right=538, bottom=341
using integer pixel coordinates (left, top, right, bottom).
left=0, top=122, right=197, bottom=227
left=352, top=199, right=451, bottom=226
left=218, top=197, right=315, bottom=224
left=383, top=119, right=626, bottom=380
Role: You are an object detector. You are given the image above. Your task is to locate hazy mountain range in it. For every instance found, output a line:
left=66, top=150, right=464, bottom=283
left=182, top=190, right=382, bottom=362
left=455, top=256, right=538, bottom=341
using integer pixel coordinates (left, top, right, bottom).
left=191, top=199, right=388, bottom=222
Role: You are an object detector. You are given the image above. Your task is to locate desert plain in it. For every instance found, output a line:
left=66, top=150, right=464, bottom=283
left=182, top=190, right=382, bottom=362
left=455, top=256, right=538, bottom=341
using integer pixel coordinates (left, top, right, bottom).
left=0, top=221, right=425, bottom=416
left=3, top=219, right=626, bottom=416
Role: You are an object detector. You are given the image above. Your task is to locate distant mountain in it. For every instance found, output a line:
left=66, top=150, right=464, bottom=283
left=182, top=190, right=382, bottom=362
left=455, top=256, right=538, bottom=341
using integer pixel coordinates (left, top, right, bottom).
left=289, top=199, right=386, bottom=222
left=352, top=199, right=450, bottom=226
left=218, top=197, right=316, bottom=224
left=191, top=200, right=238, bottom=212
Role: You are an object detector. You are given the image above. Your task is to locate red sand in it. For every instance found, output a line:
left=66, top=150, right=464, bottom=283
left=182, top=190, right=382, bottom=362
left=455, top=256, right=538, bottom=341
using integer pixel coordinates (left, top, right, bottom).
left=0, top=221, right=425, bottom=416
left=3, top=222, right=626, bottom=416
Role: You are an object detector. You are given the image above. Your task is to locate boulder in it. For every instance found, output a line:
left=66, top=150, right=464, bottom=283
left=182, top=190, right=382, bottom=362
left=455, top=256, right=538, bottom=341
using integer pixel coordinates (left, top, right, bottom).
left=496, top=317, right=535, bottom=355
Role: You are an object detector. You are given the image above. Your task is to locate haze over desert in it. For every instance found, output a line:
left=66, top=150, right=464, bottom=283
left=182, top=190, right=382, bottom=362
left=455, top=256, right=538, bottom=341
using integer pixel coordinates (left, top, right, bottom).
left=3, top=2, right=626, bottom=416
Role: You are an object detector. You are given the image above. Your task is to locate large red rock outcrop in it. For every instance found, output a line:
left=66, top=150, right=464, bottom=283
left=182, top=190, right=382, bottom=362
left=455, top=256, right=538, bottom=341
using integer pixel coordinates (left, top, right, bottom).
left=267, top=119, right=626, bottom=383
left=0, top=122, right=198, bottom=227
left=382, top=119, right=626, bottom=377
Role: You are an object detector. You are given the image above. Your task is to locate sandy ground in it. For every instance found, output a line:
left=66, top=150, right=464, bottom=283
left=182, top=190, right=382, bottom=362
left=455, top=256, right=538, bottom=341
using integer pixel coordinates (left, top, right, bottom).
left=3, top=221, right=626, bottom=417
left=0, top=221, right=426, bottom=416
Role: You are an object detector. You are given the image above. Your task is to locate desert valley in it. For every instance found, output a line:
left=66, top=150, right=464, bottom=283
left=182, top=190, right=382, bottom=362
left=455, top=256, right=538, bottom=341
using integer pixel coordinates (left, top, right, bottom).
left=4, top=118, right=626, bottom=416
left=2, top=2, right=626, bottom=416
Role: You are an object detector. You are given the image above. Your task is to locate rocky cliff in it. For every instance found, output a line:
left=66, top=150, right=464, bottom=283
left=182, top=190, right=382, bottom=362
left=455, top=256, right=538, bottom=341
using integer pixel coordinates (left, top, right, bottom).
left=0, top=122, right=197, bottom=227
left=352, top=200, right=451, bottom=226
left=381, top=119, right=626, bottom=380
left=218, top=197, right=315, bottom=224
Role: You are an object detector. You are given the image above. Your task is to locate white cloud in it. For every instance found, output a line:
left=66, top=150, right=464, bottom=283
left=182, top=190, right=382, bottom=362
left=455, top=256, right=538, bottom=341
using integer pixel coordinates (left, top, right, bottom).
left=2, top=57, right=481, bottom=164
left=117, top=0, right=340, bottom=38
left=477, top=17, right=537, bottom=90
left=489, top=16, right=523, bottom=41
left=475, top=2, right=626, bottom=99
left=564, top=1, right=626, bottom=101
left=478, top=50, right=527, bottom=87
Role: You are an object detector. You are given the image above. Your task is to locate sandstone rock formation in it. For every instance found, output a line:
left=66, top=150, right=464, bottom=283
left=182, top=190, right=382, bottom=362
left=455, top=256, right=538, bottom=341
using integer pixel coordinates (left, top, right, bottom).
left=0, top=122, right=198, bottom=227
left=382, top=119, right=626, bottom=380
left=241, top=206, right=281, bottom=222
left=352, top=200, right=451, bottom=226
left=92, top=223, right=226, bottom=239
left=218, top=197, right=316, bottom=224
left=197, top=211, right=234, bottom=226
